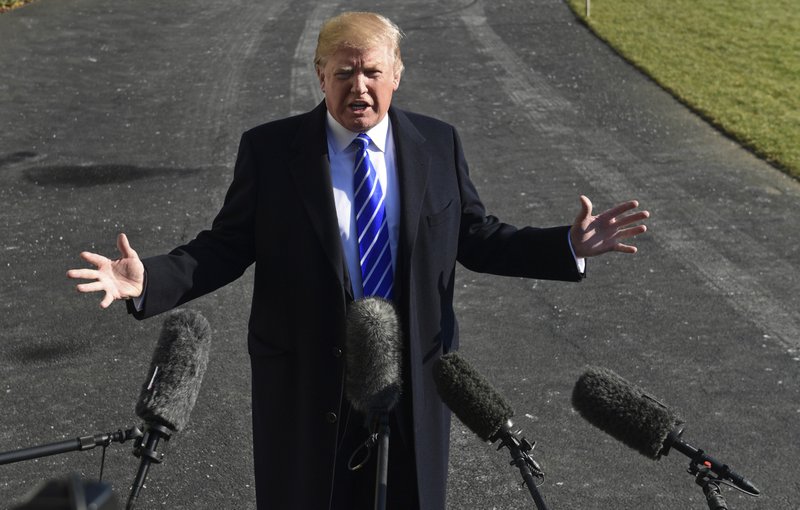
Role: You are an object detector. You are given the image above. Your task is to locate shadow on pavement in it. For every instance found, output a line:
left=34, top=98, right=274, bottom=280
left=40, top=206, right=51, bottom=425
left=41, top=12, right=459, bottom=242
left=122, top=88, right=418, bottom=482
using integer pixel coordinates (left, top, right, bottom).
left=22, top=164, right=205, bottom=188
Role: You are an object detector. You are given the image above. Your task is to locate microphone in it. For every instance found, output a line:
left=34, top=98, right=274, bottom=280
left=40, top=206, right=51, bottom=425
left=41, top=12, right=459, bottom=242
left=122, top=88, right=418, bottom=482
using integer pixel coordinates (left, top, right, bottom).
left=432, top=352, right=514, bottom=442
left=127, top=309, right=212, bottom=509
left=344, top=297, right=403, bottom=510
left=344, top=297, right=403, bottom=424
left=433, top=352, right=550, bottom=510
left=572, top=366, right=760, bottom=496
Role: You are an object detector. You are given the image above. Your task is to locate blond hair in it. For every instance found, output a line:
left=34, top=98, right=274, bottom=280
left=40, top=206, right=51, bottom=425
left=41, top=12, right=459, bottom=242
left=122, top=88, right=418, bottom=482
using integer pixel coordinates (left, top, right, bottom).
left=314, top=12, right=404, bottom=77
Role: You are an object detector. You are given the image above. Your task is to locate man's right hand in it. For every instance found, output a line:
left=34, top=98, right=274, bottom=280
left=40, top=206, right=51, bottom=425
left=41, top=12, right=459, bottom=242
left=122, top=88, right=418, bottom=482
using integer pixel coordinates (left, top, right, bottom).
left=67, top=233, right=145, bottom=308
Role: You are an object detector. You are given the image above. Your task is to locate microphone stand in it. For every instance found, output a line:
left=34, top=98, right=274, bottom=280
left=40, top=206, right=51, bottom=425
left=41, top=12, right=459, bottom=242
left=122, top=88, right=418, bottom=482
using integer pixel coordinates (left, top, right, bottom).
left=347, top=412, right=391, bottom=510
left=694, top=467, right=729, bottom=510
left=126, top=422, right=172, bottom=510
left=0, top=426, right=143, bottom=466
left=373, top=413, right=390, bottom=510
left=491, top=421, right=549, bottom=510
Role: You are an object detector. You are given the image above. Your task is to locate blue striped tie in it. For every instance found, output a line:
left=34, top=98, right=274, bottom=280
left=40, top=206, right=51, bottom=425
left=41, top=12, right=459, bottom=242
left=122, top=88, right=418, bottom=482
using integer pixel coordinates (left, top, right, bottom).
left=352, top=133, right=393, bottom=299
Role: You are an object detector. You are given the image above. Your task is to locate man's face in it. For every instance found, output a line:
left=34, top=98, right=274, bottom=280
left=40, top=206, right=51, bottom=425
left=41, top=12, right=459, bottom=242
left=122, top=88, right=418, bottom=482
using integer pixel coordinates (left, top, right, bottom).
left=317, top=44, right=400, bottom=132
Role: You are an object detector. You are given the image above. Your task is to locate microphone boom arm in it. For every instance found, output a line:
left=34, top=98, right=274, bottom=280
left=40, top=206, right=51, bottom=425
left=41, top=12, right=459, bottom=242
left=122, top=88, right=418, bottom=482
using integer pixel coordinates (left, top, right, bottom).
left=663, top=428, right=760, bottom=497
left=0, top=426, right=143, bottom=466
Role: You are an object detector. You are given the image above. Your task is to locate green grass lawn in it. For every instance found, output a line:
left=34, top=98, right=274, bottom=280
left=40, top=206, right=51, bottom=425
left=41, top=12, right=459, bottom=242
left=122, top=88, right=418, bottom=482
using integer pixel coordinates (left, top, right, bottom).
left=566, top=0, right=800, bottom=179
left=1, top=0, right=33, bottom=12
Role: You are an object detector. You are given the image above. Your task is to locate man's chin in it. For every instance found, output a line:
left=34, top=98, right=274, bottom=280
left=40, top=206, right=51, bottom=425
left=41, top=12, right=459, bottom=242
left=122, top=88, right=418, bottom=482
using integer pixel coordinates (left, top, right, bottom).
left=347, top=120, right=376, bottom=132
left=340, top=112, right=382, bottom=132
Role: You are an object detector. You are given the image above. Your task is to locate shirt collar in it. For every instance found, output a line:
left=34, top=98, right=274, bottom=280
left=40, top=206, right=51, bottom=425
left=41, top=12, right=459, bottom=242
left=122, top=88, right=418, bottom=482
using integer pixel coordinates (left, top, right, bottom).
left=326, top=111, right=391, bottom=154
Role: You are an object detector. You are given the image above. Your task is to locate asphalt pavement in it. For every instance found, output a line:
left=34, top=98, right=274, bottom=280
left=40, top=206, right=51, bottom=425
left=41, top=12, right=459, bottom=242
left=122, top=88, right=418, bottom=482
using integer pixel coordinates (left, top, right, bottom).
left=1, top=0, right=798, bottom=508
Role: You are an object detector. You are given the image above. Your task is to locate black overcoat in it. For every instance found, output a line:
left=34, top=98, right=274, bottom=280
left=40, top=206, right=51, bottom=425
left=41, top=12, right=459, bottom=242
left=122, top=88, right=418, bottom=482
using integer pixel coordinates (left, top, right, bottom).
left=130, top=102, right=582, bottom=509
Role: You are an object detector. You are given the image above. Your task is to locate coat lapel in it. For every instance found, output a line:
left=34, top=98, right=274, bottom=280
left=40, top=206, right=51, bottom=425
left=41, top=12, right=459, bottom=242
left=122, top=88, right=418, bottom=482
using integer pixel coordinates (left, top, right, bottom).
left=288, top=102, right=351, bottom=298
left=389, top=107, right=431, bottom=306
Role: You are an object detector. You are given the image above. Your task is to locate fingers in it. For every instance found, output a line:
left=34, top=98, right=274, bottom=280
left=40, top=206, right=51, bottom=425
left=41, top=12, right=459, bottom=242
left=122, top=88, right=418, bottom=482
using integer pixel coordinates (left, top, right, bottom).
left=71, top=270, right=113, bottom=303
left=599, top=200, right=642, bottom=221
left=606, top=223, right=647, bottom=256
left=78, top=251, right=109, bottom=268
left=70, top=237, right=138, bottom=308
left=100, top=292, right=115, bottom=309
left=597, top=200, right=650, bottom=243
left=612, top=210, right=650, bottom=228
left=71, top=273, right=116, bottom=308
left=68, top=253, right=111, bottom=302
left=614, top=224, right=648, bottom=240
left=67, top=268, right=99, bottom=281
left=613, top=243, right=638, bottom=254
left=76, top=281, right=107, bottom=293
left=572, top=196, right=649, bottom=257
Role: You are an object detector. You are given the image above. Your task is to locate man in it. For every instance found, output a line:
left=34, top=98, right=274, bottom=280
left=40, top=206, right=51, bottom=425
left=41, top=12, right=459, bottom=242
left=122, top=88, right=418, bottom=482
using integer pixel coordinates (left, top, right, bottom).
left=68, top=11, right=648, bottom=510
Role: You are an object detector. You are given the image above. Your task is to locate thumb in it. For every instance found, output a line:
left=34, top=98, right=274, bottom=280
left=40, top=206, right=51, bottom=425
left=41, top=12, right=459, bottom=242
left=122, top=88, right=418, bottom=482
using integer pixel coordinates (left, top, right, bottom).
left=574, top=195, right=593, bottom=224
left=116, top=233, right=138, bottom=259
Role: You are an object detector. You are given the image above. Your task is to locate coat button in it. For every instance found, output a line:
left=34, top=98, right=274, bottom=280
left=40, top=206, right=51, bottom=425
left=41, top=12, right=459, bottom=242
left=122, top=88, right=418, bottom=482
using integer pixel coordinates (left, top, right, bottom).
left=332, top=347, right=343, bottom=358
left=325, top=412, right=338, bottom=424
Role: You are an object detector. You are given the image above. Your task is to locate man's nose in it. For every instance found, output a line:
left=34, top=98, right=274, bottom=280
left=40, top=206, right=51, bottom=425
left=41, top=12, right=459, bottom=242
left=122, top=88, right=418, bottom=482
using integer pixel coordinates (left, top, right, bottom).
left=351, top=73, right=367, bottom=94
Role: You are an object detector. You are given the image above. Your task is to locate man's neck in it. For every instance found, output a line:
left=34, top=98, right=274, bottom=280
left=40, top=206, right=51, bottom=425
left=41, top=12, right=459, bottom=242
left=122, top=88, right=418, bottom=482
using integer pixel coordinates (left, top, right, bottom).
left=325, top=111, right=391, bottom=153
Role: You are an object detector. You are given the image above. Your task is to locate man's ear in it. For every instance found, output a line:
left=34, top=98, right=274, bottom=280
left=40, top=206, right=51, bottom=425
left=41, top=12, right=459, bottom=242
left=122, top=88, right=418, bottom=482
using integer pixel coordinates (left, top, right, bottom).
left=316, top=65, right=325, bottom=92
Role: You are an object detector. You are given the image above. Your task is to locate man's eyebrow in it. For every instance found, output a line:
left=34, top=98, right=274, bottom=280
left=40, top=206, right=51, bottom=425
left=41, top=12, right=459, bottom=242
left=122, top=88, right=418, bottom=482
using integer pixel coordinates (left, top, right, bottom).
left=333, top=61, right=386, bottom=73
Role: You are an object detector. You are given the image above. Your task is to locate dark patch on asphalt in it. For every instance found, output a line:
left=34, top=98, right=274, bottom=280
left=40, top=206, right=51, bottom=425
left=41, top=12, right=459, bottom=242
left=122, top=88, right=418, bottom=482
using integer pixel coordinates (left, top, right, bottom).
left=22, top=165, right=204, bottom=188
left=0, top=151, right=39, bottom=168
left=9, top=340, right=84, bottom=366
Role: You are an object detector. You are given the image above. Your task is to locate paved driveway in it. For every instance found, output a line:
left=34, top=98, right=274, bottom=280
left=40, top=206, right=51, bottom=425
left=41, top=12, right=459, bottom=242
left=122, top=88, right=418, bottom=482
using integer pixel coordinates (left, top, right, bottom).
left=1, top=0, right=797, bottom=508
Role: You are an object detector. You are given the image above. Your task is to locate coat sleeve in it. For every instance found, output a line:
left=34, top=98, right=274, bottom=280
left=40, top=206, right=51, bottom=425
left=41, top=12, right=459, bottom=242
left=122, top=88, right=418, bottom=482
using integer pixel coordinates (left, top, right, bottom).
left=452, top=127, right=583, bottom=282
left=129, top=132, right=260, bottom=319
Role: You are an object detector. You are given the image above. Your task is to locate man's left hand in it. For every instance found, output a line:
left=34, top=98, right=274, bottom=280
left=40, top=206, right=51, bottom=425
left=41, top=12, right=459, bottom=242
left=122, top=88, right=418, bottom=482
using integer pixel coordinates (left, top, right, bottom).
left=570, top=195, right=649, bottom=258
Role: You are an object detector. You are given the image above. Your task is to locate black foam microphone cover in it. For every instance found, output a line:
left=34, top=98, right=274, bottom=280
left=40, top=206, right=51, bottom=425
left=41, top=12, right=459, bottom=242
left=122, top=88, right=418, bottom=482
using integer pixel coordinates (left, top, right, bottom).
left=135, top=309, right=212, bottom=432
left=572, top=366, right=682, bottom=459
left=433, top=352, right=514, bottom=442
left=345, top=297, right=403, bottom=418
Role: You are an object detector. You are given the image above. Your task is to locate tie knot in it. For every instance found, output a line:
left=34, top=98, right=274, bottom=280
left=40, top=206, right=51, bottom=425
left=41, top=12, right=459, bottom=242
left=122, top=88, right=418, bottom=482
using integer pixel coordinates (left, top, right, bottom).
left=353, top=133, right=371, bottom=151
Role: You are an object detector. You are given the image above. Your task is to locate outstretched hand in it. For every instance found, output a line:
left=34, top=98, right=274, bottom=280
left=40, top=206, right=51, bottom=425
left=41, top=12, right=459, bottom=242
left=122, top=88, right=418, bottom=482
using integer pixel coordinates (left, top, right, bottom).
left=67, top=233, right=145, bottom=308
left=570, top=195, right=649, bottom=258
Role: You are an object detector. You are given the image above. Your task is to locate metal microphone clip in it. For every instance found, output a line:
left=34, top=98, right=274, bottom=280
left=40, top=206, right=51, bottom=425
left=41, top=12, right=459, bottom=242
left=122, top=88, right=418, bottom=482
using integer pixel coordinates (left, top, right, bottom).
left=347, top=433, right=378, bottom=471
